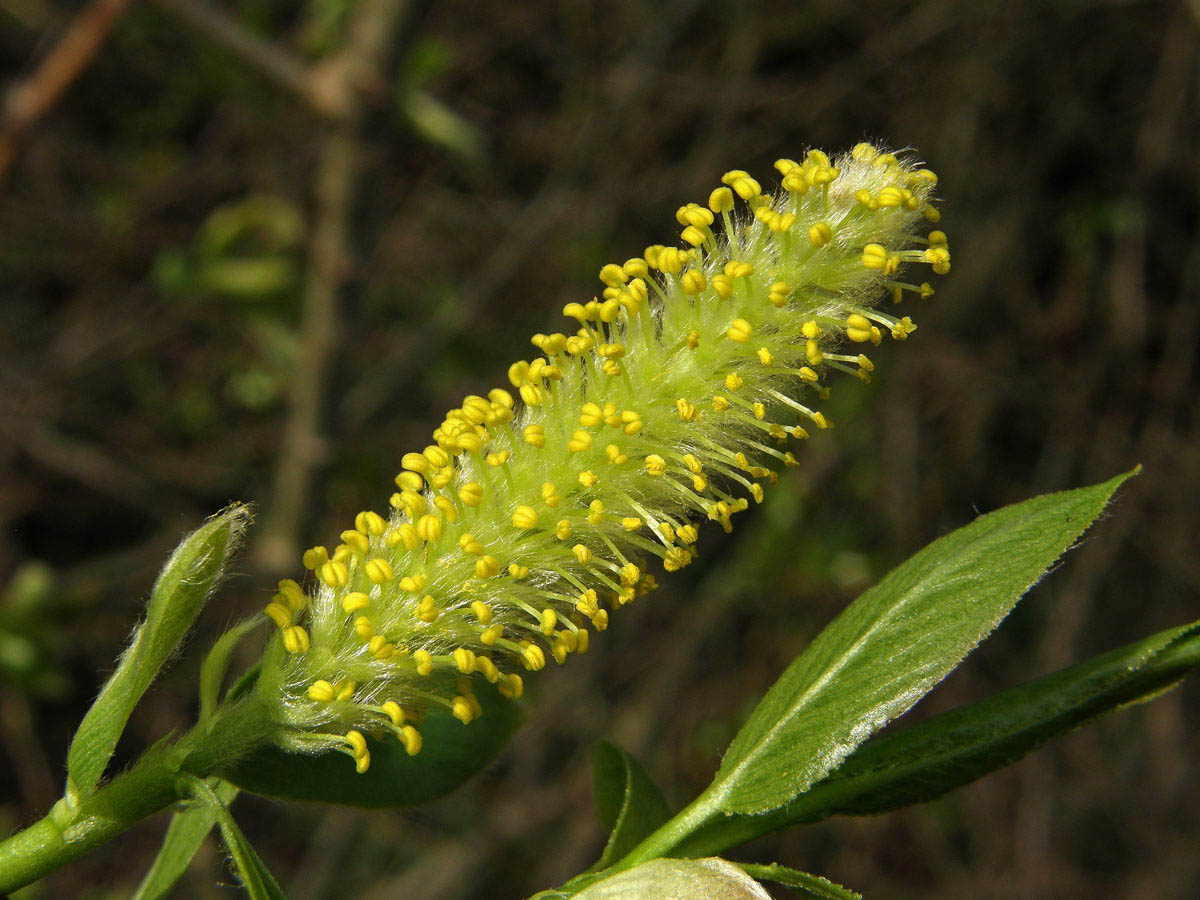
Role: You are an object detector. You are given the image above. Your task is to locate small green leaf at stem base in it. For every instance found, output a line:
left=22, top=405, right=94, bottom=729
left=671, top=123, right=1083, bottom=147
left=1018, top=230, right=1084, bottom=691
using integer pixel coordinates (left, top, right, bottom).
left=132, top=780, right=240, bottom=900
left=590, top=741, right=672, bottom=871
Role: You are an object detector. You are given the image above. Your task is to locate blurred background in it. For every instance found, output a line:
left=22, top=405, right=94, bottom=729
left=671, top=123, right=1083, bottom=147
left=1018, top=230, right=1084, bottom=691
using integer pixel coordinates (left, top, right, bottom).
left=1, top=0, right=1198, bottom=897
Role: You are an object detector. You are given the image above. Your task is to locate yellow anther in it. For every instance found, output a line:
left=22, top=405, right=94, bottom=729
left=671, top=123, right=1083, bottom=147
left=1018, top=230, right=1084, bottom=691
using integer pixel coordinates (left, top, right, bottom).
left=497, top=673, right=524, bottom=700
left=567, top=430, right=593, bottom=452
left=556, top=519, right=572, bottom=540
left=512, top=505, right=539, bottom=530
left=540, top=608, right=558, bottom=636
left=264, top=602, right=291, bottom=629
left=399, top=725, right=422, bottom=755
left=707, top=273, right=733, bottom=301
left=415, top=514, right=442, bottom=542
left=681, top=268, right=707, bottom=294
left=399, top=573, right=428, bottom=593
left=580, top=401, right=603, bottom=426
left=342, top=592, right=370, bottom=613
left=891, top=316, right=918, bottom=339
left=319, top=560, right=349, bottom=589
left=524, top=424, right=546, bottom=448
left=451, top=696, right=475, bottom=724
left=307, top=680, right=335, bottom=702
left=368, top=635, right=394, bottom=659
left=812, top=411, right=830, bottom=429
left=623, top=257, right=650, bottom=278
left=453, top=647, right=477, bottom=674
left=541, top=482, right=561, bottom=507
left=725, top=373, right=744, bottom=391
left=605, top=444, right=628, bottom=465
left=470, top=600, right=493, bottom=624
left=353, top=615, right=374, bottom=641
left=708, top=186, right=735, bottom=213
left=680, top=226, right=707, bottom=248
left=563, top=302, right=588, bottom=322
left=377, top=700, right=404, bottom=727
left=619, top=563, right=641, bottom=587
left=676, top=398, right=697, bottom=421
left=417, top=595, right=439, bottom=624
left=509, top=563, right=530, bottom=579
left=475, top=555, right=500, bottom=579
left=413, top=649, right=434, bottom=675
left=459, top=533, right=484, bottom=556
left=579, top=469, right=598, bottom=487
left=354, top=511, right=386, bottom=537
left=572, top=543, right=593, bottom=563
left=599, top=262, right=628, bottom=287
left=677, top=525, right=698, bottom=544
left=846, top=313, right=874, bottom=343
left=591, top=609, right=609, bottom=631
left=924, top=246, right=951, bottom=274
left=486, top=450, right=511, bottom=467
left=480, top=623, right=503, bottom=644
left=712, top=395, right=731, bottom=411
left=282, top=626, right=310, bottom=653
left=723, top=260, right=755, bottom=279
left=346, top=730, right=368, bottom=761
left=365, top=558, right=394, bottom=585
left=808, top=221, right=833, bottom=248
left=394, top=471, right=424, bottom=492
left=658, top=521, right=675, bottom=543
left=685, top=329, right=701, bottom=350
left=576, top=589, right=600, bottom=616
left=858, top=354, right=875, bottom=372
left=522, top=644, right=546, bottom=671
left=588, top=499, right=604, bottom=525
left=767, top=282, right=790, bottom=308
left=621, top=410, right=643, bottom=435
left=800, top=366, right=819, bottom=382
left=476, top=656, right=500, bottom=683
left=753, top=402, right=766, bottom=419
left=489, top=387, right=514, bottom=408
left=877, top=186, right=905, bottom=208
left=401, top=452, right=431, bottom=475
left=805, top=339, right=824, bottom=365
left=757, top=347, right=774, bottom=367
left=727, top=318, right=753, bottom=342
left=302, top=546, right=329, bottom=571
left=621, top=517, right=643, bottom=532
left=862, top=243, right=889, bottom=270
left=645, top=454, right=667, bottom=476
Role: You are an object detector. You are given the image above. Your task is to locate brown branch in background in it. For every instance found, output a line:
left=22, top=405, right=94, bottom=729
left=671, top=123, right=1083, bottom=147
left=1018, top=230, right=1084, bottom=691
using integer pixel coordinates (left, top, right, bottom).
left=0, top=0, right=137, bottom=183
left=153, top=0, right=334, bottom=117
left=253, top=0, right=412, bottom=575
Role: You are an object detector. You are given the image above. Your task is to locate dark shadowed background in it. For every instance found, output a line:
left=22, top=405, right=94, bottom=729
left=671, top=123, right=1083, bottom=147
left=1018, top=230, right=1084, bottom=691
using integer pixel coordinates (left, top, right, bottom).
left=1, top=1, right=1198, bottom=897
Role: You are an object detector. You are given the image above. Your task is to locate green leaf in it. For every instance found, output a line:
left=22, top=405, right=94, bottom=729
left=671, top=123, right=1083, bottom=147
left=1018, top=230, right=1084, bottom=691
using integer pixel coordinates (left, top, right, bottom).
left=222, top=677, right=522, bottom=807
left=573, top=858, right=772, bottom=900
left=675, top=617, right=1200, bottom=857
left=737, top=863, right=861, bottom=900
left=179, top=775, right=286, bottom=900
left=131, top=780, right=239, bottom=900
left=591, top=741, right=672, bottom=870
left=67, top=505, right=252, bottom=798
left=199, top=618, right=265, bottom=724
left=709, top=469, right=1137, bottom=815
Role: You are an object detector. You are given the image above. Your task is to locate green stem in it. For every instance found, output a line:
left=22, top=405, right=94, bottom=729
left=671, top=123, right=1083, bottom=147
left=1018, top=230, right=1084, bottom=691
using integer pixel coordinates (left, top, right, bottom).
left=0, top=695, right=273, bottom=894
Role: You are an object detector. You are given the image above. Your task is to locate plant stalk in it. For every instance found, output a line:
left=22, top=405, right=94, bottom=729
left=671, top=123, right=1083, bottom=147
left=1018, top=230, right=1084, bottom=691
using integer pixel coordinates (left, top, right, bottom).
left=0, top=695, right=272, bottom=893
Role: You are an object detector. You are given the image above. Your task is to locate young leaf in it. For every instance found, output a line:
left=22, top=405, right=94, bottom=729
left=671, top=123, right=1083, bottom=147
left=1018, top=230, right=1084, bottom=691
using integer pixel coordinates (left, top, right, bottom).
left=131, top=780, right=239, bottom=900
left=674, top=617, right=1200, bottom=857
left=708, top=470, right=1137, bottom=815
left=221, top=679, right=522, bottom=807
left=198, top=617, right=264, bottom=724
left=180, top=775, right=286, bottom=900
left=573, top=858, right=771, bottom=900
left=591, top=741, right=672, bottom=870
left=67, top=505, right=251, bottom=798
left=737, top=863, right=861, bottom=900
